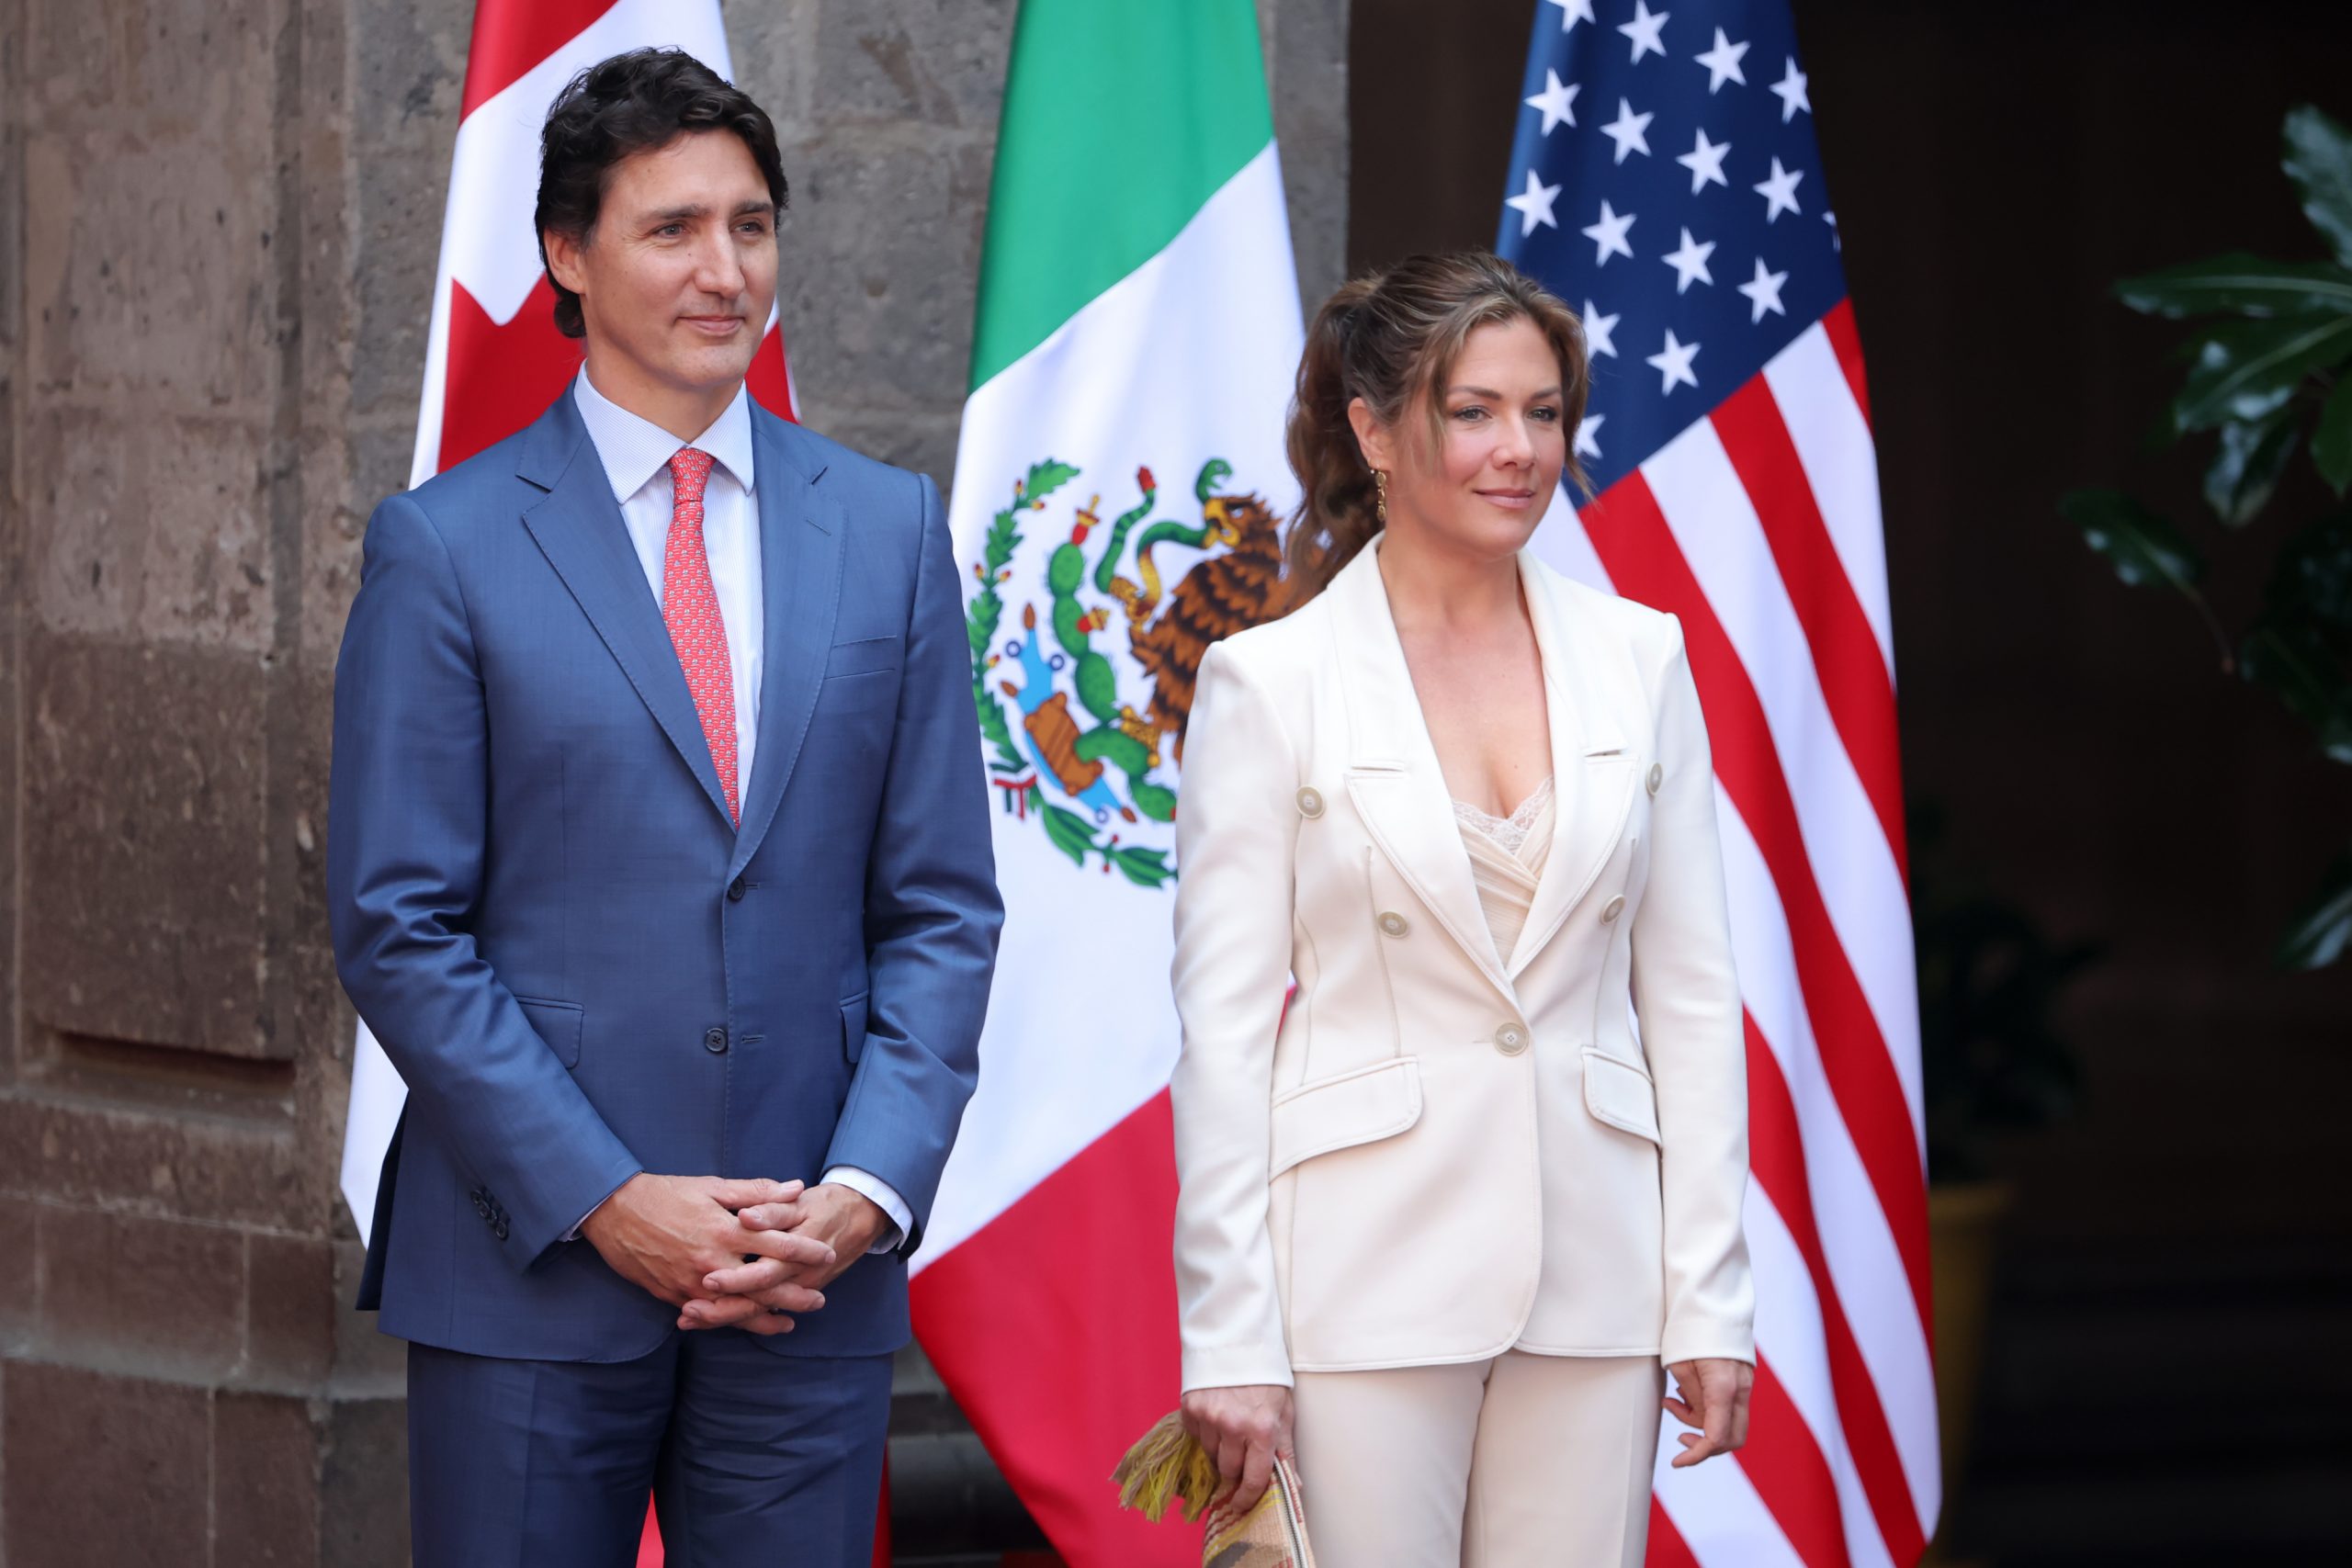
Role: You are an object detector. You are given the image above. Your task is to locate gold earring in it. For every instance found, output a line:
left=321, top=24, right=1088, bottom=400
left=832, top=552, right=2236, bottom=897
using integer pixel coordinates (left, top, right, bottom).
left=1373, top=468, right=1389, bottom=525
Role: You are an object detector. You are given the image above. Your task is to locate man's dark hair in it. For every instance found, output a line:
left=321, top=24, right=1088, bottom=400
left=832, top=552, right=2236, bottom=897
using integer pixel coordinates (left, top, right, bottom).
left=535, top=49, right=788, bottom=339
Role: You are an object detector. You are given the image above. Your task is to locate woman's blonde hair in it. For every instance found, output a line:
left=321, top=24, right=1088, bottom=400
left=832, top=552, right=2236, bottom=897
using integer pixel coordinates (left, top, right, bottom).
left=1282, top=250, right=1590, bottom=606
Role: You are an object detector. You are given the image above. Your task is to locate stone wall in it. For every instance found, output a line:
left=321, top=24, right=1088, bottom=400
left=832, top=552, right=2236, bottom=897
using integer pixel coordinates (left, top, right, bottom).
left=0, top=2, right=1347, bottom=1562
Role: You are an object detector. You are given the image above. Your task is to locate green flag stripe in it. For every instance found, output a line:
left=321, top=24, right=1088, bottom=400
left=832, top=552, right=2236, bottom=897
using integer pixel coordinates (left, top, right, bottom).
left=967, top=0, right=1274, bottom=392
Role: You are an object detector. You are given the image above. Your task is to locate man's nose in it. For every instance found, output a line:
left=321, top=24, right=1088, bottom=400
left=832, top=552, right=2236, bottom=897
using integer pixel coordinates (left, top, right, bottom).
left=694, top=230, right=745, bottom=298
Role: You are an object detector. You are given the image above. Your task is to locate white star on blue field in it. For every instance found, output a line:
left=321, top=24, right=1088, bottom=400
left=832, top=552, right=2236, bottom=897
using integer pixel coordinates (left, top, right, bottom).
left=1500, top=0, right=1846, bottom=495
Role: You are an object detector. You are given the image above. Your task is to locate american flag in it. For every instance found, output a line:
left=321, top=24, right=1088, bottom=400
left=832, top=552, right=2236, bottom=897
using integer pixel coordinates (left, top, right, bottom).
left=1500, top=5, right=1939, bottom=1567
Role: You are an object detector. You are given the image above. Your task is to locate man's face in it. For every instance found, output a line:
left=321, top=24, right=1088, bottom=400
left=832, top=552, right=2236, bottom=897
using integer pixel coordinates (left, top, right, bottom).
left=546, top=130, right=779, bottom=407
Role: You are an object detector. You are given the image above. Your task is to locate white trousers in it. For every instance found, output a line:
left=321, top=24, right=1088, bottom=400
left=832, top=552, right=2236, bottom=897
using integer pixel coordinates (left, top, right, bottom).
left=1290, top=1350, right=1663, bottom=1567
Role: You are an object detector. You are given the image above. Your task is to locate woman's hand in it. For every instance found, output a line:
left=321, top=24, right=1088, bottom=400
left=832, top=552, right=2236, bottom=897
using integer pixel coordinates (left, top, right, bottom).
left=1665, top=1358, right=1754, bottom=1467
left=1180, top=1383, right=1295, bottom=1516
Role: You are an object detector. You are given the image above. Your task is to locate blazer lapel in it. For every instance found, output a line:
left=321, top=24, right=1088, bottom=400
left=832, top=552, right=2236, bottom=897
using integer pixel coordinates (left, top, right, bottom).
left=1328, top=547, right=1516, bottom=1000
left=729, top=412, right=842, bottom=877
left=1509, top=553, right=1636, bottom=977
left=515, top=396, right=735, bottom=829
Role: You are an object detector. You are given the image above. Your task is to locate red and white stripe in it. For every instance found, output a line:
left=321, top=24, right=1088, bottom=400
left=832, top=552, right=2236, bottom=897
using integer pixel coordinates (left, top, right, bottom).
left=1540, top=300, right=1939, bottom=1568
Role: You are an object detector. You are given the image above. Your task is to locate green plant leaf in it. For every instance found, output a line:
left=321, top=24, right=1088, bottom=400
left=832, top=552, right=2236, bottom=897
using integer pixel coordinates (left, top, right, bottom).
left=2205, top=409, right=2303, bottom=525
left=2242, top=625, right=2352, bottom=760
left=2284, top=104, right=2352, bottom=267
left=2240, top=508, right=2352, bottom=760
left=2276, top=850, right=2352, bottom=970
left=2315, top=374, right=2352, bottom=496
left=2169, top=313, right=2352, bottom=434
left=2115, top=253, right=2352, bottom=319
left=2061, top=488, right=2207, bottom=591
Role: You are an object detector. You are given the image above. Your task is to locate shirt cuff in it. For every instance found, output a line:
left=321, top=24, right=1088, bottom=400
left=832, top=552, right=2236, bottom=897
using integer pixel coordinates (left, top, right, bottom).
left=820, top=1166, right=910, bottom=1254
left=562, top=1169, right=642, bottom=1243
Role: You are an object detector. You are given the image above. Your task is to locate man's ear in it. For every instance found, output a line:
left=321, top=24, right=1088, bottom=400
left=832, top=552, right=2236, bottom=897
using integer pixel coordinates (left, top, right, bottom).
left=1346, top=396, right=1393, bottom=476
left=543, top=227, right=588, bottom=298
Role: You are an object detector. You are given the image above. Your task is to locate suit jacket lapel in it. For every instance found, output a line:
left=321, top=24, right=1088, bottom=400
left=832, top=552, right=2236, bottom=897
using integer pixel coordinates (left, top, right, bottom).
left=1328, top=546, right=1517, bottom=1000
left=515, top=396, right=736, bottom=829
left=729, top=412, right=842, bottom=877
left=1509, top=553, right=1635, bottom=977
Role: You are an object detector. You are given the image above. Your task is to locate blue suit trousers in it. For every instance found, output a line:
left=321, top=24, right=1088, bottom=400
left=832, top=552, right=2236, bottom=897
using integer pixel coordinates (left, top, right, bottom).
left=406, top=1333, right=891, bottom=1568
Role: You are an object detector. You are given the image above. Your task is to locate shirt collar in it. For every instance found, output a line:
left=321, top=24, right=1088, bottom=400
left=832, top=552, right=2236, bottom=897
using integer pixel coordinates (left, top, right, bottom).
left=571, top=368, right=756, bottom=503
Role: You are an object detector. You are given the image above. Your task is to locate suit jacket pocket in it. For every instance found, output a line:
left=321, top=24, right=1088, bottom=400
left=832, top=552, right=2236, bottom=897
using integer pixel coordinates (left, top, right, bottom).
left=818, top=668, right=899, bottom=716
left=841, top=991, right=870, bottom=1066
left=827, top=634, right=904, bottom=678
left=514, top=997, right=584, bottom=1069
left=1269, top=1057, right=1422, bottom=1179
left=1581, top=1046, right=1660, bottom=1145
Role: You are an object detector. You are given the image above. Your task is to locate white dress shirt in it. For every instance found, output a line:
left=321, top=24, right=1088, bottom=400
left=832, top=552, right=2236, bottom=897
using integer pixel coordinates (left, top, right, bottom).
left=569, top=369, right=910, bottom=1253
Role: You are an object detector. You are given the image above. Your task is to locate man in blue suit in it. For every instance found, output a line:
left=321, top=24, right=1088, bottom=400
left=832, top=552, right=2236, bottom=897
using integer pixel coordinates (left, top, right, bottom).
left=328, top=49, right=1001, bottom=1567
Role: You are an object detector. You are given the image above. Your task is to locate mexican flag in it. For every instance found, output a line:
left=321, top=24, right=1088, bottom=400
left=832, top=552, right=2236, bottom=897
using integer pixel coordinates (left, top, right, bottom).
left=916, top=2, right=1306, bottom=1562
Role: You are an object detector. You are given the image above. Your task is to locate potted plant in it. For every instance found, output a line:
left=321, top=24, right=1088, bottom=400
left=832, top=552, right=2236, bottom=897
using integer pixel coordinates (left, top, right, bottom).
left=1910, top=801, right=2096, bottom=1556
left=2061, top=104, right=2352, bottom=970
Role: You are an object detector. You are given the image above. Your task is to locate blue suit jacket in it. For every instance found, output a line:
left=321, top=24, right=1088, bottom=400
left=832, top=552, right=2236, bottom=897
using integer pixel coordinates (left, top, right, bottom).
left=328, top=390, right=1001, bottom=1362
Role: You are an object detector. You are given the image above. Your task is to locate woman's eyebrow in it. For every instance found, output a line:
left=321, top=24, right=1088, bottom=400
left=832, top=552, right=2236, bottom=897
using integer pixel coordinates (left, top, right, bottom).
left=1446, top=384, right=1563, bottom=400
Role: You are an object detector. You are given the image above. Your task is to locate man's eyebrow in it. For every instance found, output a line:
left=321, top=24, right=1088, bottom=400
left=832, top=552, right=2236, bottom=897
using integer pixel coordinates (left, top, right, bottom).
left=639, top=199, right=776, bottom=224
left=1447, top=384, right=1564, bottom=400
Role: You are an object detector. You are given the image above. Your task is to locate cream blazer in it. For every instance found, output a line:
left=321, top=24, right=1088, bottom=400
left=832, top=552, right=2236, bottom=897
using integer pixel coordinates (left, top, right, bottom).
left=1170, top=542, right=1755, bottom=1390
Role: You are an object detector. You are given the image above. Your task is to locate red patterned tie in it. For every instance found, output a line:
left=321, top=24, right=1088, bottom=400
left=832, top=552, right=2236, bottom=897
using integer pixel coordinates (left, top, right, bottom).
left=662, top=447, right=739, bottom=825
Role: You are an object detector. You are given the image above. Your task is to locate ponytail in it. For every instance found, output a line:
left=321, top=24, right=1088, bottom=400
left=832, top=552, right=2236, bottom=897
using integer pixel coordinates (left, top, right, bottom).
left=1281, top=277, right=1385, bottom=605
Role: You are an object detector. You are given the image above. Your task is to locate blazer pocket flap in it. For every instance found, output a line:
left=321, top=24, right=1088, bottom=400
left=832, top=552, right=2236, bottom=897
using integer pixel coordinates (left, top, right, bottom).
left=827, top=635, right=904, bottom=678
left=841, top=991, right=870, bottom=1065
left=515, top=998, right=583, bottom=1069
left=1269, top=1058, right=1422, bottom=1179
left=1581, top=1047, right=1660, bottom=1145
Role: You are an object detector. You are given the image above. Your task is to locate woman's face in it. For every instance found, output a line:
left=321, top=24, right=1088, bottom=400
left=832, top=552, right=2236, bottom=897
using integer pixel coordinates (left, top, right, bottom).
left=1353, top=316, right=1568, bottom=564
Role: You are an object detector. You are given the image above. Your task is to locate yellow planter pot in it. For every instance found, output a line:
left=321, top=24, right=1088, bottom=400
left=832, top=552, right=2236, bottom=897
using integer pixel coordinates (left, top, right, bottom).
left=1923, top=1179, right=2014, bottom=1566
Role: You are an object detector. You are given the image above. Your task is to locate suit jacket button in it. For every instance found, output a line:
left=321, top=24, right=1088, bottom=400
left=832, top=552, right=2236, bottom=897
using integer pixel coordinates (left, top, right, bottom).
left=493, top=1219, right=510, bottom=1241
left=1647, top=762, right=1664, bottom=795
left=1601, top=894, right=1626, bottom=923
left=1377, top=911, right=1408, bottom=937
left=704, top=1027, right=729, bottom=1054
left=1494, top=1022, right=1529, bottom=1055
left=727, top=877, right=746, bottom=902
left=1295, top=786, right=1325, bottom=819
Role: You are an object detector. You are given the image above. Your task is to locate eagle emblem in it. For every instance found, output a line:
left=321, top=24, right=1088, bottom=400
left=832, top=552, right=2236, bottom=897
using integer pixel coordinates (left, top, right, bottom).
left=965, top=458, right=1287, bottom=887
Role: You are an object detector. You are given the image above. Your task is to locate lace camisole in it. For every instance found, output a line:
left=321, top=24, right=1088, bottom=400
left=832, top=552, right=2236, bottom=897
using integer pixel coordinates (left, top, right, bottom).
left=1451, top=775, right=1555, bottom=964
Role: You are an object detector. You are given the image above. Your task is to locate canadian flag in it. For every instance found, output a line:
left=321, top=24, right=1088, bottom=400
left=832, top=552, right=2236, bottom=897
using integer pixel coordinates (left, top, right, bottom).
left=334, top=4, right=862, bottom=1564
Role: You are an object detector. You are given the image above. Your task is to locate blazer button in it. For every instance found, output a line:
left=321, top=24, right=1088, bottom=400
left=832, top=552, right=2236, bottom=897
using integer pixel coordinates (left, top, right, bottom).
left=493, top=1219, right=510, bottom=1241
left=1295, top=786, right=1325, bottom=819
left=1647, top=762, right=1664, bottom=795
left=1377, top=910, right=1408, bottom=938
left=703, top=1026, right=729, bottom=1054
left=1600, top=894, right=1626, bottom=923
left=727, top=877, right=746, bottom=903
left=1494, top=1021, right=1529, bottom=1055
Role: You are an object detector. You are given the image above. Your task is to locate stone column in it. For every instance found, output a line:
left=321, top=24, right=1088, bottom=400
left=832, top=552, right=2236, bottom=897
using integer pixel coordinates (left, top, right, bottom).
left=2, top=0, right=406, bottom=1562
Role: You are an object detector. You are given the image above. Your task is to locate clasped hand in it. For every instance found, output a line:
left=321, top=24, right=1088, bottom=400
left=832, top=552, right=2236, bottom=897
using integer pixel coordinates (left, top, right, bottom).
left=579, top=1173, right=888, bottom=1337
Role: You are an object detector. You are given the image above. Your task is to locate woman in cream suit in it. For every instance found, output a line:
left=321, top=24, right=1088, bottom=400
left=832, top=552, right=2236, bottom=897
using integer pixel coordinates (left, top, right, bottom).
left=1171, top=252, right=1755, bottom=1566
